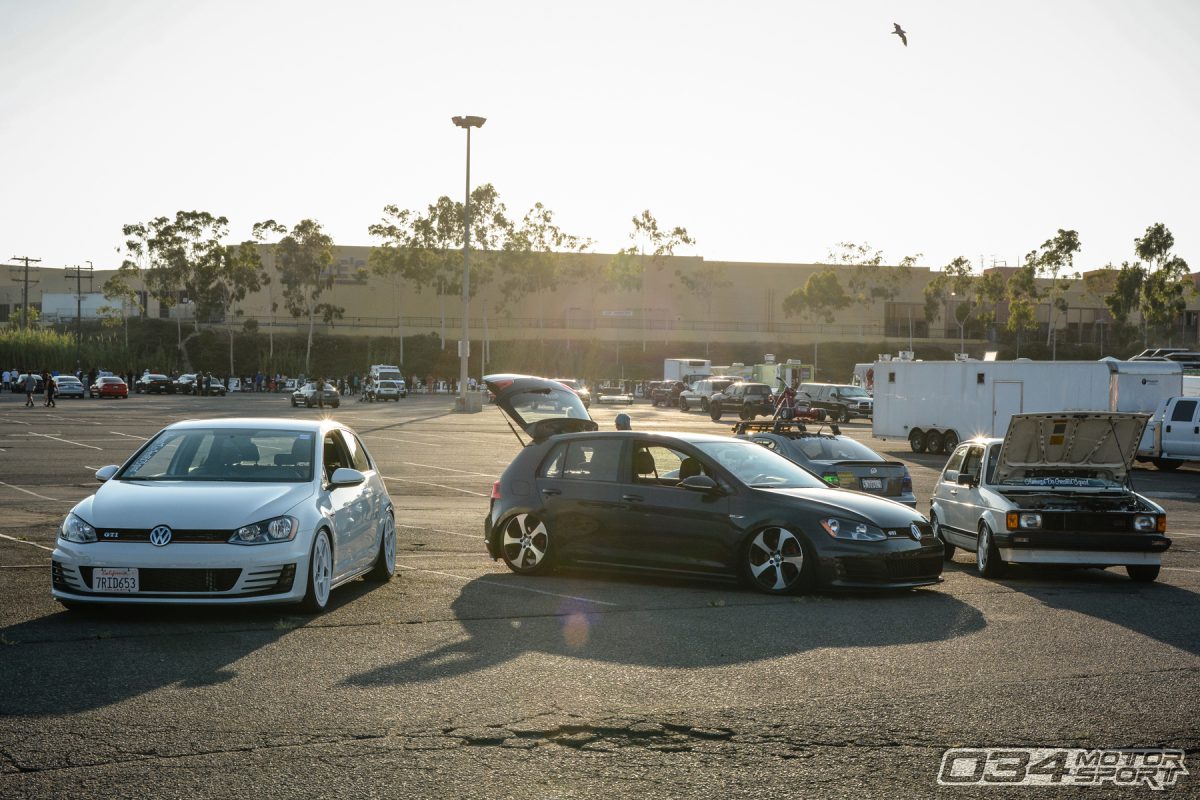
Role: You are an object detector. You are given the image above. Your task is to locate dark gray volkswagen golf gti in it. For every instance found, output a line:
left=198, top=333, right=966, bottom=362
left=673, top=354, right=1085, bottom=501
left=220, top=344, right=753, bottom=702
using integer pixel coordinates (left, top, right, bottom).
left=483, top=375, right=942, bottom=594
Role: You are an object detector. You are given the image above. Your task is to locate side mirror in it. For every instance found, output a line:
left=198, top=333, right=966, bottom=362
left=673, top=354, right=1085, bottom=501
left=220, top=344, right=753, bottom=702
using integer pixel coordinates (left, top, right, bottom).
left=956, top=473, right=978, bottom=488
left=329, top=467, right=366, bottom=487
left=95, top=465, right=119, bottom=482
left=680, top=475, right=720, bottom=493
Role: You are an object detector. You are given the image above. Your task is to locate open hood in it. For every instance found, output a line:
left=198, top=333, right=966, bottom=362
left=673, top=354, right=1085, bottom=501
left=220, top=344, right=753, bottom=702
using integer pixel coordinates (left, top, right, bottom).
left=485, top=374, right=598, bottom=444
left=994, top=412, right=1148, bottom=486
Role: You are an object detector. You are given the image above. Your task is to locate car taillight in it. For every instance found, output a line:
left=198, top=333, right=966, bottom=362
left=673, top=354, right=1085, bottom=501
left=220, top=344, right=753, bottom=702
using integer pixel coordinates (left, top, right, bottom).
left=491, top=481, right=501, bottom=500
left=901, top=469, right=913, bottom=494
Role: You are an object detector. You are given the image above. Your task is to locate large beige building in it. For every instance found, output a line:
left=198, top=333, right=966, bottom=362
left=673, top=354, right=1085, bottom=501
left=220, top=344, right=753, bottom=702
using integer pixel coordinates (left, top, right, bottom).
left=4, top=248, right=1199, bottom=353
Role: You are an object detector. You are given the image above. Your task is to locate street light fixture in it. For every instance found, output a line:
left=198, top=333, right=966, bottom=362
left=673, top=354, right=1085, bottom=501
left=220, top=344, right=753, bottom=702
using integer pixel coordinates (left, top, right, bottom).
left=452, top=115, right=486, bottom=411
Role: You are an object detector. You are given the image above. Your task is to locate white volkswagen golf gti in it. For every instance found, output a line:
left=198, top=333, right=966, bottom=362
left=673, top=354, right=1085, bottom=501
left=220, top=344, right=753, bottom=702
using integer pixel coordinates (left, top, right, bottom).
left=52, top=418, right=396, bottom=613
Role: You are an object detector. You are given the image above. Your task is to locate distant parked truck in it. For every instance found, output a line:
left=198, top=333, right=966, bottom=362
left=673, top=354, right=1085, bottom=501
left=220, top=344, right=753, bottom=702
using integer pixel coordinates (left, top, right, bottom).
left=872, top=358, right=1182, bottom=455
left=663, top=358, right=711, bottom=384
left=1137, top=395, right=1200, bottom=470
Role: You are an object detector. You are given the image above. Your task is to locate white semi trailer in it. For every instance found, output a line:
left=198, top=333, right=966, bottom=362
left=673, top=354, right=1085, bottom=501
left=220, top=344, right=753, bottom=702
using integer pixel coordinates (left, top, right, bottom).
left=872, top=358, right=1181, bottom=454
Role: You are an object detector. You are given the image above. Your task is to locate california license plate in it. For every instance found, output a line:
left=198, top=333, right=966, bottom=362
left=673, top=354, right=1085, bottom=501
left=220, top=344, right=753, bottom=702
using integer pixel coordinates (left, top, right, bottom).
left=93, top=567, right=138, bottom=593
left=860, top=478, right=883, bottom=490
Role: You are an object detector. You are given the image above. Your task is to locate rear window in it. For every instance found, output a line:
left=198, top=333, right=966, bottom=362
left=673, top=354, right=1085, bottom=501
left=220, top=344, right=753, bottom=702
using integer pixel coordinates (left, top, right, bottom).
left=794, top=436, right=883, bottom=461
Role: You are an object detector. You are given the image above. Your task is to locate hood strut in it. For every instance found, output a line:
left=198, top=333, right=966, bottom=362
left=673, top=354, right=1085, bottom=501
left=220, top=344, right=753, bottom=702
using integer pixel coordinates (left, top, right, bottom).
left=501, top=412, right=527, bottom=448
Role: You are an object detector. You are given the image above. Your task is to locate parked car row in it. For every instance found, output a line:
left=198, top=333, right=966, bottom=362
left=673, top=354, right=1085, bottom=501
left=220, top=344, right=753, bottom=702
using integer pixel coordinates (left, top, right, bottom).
left=647, top=378, right=874, bottom=424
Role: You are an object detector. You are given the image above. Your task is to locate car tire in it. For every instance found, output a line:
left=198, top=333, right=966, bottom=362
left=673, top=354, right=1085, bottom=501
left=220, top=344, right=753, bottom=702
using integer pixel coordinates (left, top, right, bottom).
left=739, top=408, right=751, bottom=420
left=700, top=398, right=709, bottom=412
left=932, top=513, right=954, bottom=561
left=926, top=430, right=944, bottom=455
left=1126, top=564, right=1160, bottom=582
left=1154, top=458, right=1182, bottom=472
left=740, top=526, right=816, bottom=595
left=710, top=403, right=722, bottom=421
left=499, top=513, right=554, bottom=575
left=976, top=523, right=1005, bottom=578
left=909, top=430, right=927, bottom=453
left=679, top=397, right=690, bottom=412
left=365, top=513, right=396, bottom=582
left=300, top=529, right=333, bottom=613
left=942, top=430, right=959, bottom=453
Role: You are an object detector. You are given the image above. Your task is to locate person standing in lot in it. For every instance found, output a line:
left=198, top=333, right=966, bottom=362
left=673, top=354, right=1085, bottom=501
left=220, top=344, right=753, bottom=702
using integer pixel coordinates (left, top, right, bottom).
left=43, top=371, right=56, bottom=408
left=24, top=372, right=37, bottom=407
left=315, top=376, right=326, bottom=409
left=1, top=369, right=9, bottom=391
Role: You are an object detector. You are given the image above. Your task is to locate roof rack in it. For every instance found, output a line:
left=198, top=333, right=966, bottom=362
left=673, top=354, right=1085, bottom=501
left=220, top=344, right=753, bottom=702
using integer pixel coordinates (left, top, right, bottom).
left=732, top=419, right=842, bottom=436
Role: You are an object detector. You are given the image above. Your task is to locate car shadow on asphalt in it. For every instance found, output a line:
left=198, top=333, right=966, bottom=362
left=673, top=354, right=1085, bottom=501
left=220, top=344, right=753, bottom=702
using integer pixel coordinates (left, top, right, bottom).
left=339, top=573, right=986, bottom=687
left=944, top=559, right=1200, bottom=657
left=0, top=581, right=380, bottom=716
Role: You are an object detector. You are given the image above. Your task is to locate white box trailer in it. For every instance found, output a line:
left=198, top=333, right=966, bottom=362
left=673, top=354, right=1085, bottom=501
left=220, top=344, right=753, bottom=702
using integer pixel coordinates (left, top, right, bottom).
left=663, top=358, right=711, bottom=383
left=872, top=358, right=1182, bottom=455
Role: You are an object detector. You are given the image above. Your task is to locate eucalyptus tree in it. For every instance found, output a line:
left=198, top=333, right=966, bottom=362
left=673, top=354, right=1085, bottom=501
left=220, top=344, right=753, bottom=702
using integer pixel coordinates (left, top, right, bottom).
left=603, top=210, right=694, bottom=350
left=276, top=219, right=337, bottom=374
left=499, top=202, right=591, bottom=331
left=251, top=220, right=287, bottom=367
left=1034, top=229, right=1081, bottom=355
left=194, top=239, right=266, bottom=376
left=923, top=256, right=992, bottom=353
left=119, top=211, right=229, bottom=365
left=1006, top=253, right=1041, bottom=356
left=1135, top=223, right=1192, bottom=343
left=783, top=268, right=850, bottom=371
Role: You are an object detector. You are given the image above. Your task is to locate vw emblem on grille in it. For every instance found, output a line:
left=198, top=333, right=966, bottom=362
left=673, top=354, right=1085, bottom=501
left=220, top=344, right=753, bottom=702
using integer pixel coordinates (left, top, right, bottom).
left=149, top=525, right=173, bottom=547
left=910, top=523, right=922, bottom=540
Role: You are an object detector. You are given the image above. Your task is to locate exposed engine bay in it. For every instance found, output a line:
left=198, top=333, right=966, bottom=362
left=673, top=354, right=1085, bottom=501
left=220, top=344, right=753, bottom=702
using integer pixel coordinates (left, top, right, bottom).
left=997, top=491, right=1152, bottom=513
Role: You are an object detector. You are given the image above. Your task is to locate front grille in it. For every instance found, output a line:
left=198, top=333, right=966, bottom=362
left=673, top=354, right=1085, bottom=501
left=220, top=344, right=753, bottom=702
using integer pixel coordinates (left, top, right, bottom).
left=1040, top=512, right=1136, bottom=532
left=81, top=567, right=241, bottom=592
left=96, top=528, right=231, bottom=543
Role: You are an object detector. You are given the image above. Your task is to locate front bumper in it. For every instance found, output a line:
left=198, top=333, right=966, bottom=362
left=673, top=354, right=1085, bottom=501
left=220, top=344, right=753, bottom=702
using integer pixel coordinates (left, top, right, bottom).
left=50, top=537, right=310, bottom=605
left=993, top=530, right=1170, bottom=566
left=817, top=534, right=944, bottom=588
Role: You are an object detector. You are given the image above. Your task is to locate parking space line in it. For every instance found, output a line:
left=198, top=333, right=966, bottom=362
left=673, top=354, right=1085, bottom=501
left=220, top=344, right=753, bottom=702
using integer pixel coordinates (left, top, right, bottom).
left=0, top=564, right=50, bottom=568
left=0, top=481, right=62, bottom=502
left=0, top=533, right=55, bottom=551
left=108, top=431, right=148, bottom=440
left=400, top=461, right=498, bottom=478
left=382, top=476, right=488, bottom=497
left=27, top=432, right=102, bottom=450
left=1164, top=567, right=1200, bottom=573
left=0, top=418, right=31, bottom=425
left=398, top=524, right=479, bottom=540
left=394, top=563, right=618, bottom=606
left=367, top=435, right=447, bottom=447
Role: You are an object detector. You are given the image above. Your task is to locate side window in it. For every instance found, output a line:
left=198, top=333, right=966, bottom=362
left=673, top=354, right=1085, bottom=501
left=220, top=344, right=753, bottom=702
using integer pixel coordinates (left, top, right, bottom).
left=942, top=446, right=967, bottom=480
left=960, top=446, right=984, bottom=481
left=540, top=442, right=567, bottom=478
left=632, top=444, right=685, bottom=482
left=1170, top=400, right=1197, bottom=423
left=322, top=432, right=352, bottom=482
left=984, top=444, right=1001, bottom=484
left=752, top=437, right=778, bottom=452
left=340, top=431, right=371, bottom=472
left=561, top=439, right=621, bottom=482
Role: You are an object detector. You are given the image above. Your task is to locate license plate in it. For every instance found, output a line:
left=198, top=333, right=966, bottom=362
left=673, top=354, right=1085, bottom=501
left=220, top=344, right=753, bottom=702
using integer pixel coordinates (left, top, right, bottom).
left=860, top=478, right=883, bottom=490
left=93, top=567, right=138, bottom=593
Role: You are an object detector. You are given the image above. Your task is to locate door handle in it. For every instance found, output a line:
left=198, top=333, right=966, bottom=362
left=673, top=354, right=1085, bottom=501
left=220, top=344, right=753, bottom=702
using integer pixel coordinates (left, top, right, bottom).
left=541, top=488, right=561, bottom=496
left=1166, top=425, right=1172, bottom=433
left=621, top=494, right=644, bottom=502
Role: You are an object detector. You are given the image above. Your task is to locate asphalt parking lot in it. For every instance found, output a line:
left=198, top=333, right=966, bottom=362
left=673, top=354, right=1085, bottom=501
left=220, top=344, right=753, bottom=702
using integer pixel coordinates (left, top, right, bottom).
left=1, top=390, right=1198, bottom=798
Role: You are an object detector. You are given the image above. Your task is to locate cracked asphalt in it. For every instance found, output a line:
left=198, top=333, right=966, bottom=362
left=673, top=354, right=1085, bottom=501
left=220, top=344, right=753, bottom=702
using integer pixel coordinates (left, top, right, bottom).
left=1, top=390, right=1198, bottom=798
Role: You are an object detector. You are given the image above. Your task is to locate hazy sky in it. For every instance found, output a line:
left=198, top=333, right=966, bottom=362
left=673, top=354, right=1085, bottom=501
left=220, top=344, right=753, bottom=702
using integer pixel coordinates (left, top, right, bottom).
left=2, top=0, right=1197, bottom=275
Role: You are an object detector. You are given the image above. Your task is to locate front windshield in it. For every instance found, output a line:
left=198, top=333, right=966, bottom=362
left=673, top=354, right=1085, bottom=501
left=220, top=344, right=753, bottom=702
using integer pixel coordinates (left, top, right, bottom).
left=840, top=386, right=870, bottom=398
left=117, top=428, right=315, bottom=482
left=694, top=440, right=827, bottom=489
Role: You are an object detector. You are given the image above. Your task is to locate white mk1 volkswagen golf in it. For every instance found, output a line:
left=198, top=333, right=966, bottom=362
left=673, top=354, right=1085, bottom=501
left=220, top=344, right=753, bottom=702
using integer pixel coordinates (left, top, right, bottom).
left=52, top=418, right=396, bottom=612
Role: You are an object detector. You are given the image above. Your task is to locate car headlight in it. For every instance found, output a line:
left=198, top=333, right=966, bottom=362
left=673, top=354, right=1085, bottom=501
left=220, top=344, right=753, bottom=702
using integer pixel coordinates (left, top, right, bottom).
left=1133, top=515, right=1158, bottom=532
left=61, top=513, right=97, bottom=544
left=819, top=517, right=887, bottom=541
left=1006, top=512, right=1042, bottom=530
left=229, top=516, right=298, bottom=545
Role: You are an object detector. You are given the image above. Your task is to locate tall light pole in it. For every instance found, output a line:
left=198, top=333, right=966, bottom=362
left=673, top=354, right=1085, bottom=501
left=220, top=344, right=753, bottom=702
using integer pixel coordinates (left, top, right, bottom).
left=452, top=115, right=485, bottom=411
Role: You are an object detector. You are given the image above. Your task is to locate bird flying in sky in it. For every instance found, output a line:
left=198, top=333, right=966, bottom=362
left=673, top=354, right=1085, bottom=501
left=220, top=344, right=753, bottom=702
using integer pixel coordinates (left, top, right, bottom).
left=892, top=22, right=907, bottom=47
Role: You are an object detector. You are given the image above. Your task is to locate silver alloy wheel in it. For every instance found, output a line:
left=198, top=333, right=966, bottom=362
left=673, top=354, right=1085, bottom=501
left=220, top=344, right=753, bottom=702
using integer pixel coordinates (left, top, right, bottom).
left=502, top=514, right=549, bottom=571
left=311, top=531, right=332, bottom=607
left=381, top=514, right=396, bottom=575
left=976, top=526, right=989, bottom=572
left=747, top=526, right=805, bottom=592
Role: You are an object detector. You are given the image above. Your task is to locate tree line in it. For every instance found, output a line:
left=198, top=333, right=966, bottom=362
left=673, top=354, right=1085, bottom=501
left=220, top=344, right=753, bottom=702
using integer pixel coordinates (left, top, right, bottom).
left=782, top=224, right=1193, bottom=354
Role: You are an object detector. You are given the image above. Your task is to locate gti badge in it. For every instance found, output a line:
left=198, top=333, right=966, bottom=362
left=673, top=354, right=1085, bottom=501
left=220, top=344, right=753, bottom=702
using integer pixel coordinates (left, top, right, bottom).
left=910, top=523, right=922, bottom=540
left=149, top=525, right=173, bottom=547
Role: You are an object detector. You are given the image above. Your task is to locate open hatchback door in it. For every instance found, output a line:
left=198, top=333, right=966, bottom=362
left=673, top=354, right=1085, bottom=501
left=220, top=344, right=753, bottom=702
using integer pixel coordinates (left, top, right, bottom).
left=485, top=374, right=598, bottom=444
